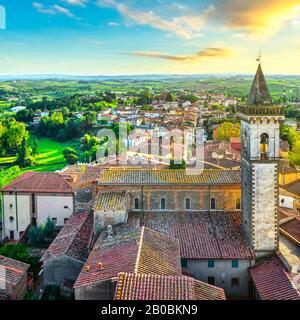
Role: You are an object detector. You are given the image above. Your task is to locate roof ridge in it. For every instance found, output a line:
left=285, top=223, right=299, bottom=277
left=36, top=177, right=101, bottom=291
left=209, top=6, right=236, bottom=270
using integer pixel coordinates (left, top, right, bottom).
left=65, top=212, right=91, bottom=257
left=134, top=227, right=145, bottom=274
left=4, top=171, right=38, bottom=189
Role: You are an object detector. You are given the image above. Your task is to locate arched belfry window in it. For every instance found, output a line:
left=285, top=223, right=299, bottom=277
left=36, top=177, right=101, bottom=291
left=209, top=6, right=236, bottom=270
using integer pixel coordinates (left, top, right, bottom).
left=260, top=133, right=269, bottom=160
left=161, top=197, right=166, bottom=210
left=185, top=198, right=191, bottom=210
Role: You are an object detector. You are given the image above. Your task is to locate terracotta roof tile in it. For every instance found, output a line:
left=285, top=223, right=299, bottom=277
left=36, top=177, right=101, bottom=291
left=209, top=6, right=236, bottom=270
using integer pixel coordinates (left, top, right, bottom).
left=250, top=253, right=300, bottom=300
left=280, top=217, right=300, bottom=245
left=98, top=168, right=241, bottom=185
left=0, top=256, right=29, bottom=287
left=1, top=172, right=74, bottom=193
left=128, top=211, right=254, bottom=260
left=74, top=226, right=181, bottom=288
left=42, top=212, right=93, bottom=262
left=94, top=192, right=127, bottom=212
left=114, top=273, right=226, bottom=300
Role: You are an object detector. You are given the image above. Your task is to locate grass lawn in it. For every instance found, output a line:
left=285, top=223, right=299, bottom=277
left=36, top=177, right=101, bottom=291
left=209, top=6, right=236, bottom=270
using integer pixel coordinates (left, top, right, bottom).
left=0, top=135, right=80, bottom=173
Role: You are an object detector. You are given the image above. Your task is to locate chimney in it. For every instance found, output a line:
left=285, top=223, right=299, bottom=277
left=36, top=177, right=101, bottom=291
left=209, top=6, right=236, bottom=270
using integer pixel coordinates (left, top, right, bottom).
left=98, top=262, right=104, bottom=270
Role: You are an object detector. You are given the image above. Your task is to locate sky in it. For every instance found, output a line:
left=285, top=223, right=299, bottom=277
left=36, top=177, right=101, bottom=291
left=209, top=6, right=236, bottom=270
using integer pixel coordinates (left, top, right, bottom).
left=0, top=0, right=300, bottom=75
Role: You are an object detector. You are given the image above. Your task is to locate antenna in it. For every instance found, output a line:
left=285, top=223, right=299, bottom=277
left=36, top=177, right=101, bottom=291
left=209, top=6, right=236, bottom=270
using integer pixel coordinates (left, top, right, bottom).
left=256, top=50, right=262, bottom=65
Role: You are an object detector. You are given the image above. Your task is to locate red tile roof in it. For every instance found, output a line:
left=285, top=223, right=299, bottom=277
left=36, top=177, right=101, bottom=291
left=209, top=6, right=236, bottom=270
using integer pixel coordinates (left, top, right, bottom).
left=74, top=226, right=181, bottom=288
left=171, top=212, right=254, bottom=259
left=114, top=273, right=226, bottom=300
left=42, top=212, right=93, bottom=262
left=280, top=217, right=300, bottom=245
left=250, top=253, right=300, bottom=300
left=1, top=172, right=74, bottom=193
left=0, top=255, right=29, bottom=287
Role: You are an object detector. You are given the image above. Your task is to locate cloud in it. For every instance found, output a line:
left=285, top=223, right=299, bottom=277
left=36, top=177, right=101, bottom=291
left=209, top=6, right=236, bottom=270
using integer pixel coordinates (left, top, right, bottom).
left=62, top=0, right=87, bottom=7
left=108, top=21, right=119, bottom=27
left=97, top=0, right=214, bottom=39
left=132, top=48, right=232, bottom=62
left=214, top=0, right=300, bottom=37
left=33, top=2, right=75, bottom=18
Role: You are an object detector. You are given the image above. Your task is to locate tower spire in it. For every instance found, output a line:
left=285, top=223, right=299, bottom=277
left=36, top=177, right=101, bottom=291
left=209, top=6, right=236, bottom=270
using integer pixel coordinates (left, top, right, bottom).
left=247, top=55, right=272, bottom=106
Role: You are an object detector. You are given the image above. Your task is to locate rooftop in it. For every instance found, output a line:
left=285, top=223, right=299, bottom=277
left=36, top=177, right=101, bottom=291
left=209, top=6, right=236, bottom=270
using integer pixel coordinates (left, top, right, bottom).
left=280, top=217, right=300, bottom=246
left=74, top=226, right=181, bottom=288
left=114, top=273, right=226, bottom=300
left=94, top=192, right=127, bottom=212
left=98, top=168, right=241, bottom=185
left=0, top=255, right=30, bottom=287
left=42, top=212, right=93, bottom=263
left=282, top=180, right=300, bottom=197
left=1, top=172, right=74, bottom=193
left=128, top=211, right=254, bottom=260
left=250, top=253, right=300, bottom=300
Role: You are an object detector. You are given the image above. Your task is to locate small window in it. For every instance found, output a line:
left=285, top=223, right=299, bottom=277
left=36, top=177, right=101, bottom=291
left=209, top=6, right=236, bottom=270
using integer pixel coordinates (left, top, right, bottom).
left=210, top=198, right=216, bottom=210
left=181, top=259, right=188, bottom=268
left=64, top=218, right=69, bottom=224
left=281, top=199, right=285, bottom=204
left=134, top=198, right=139, bottom=210
left=9, top=216, right=14, bottom=223
left=208, top=277, right=215, bottom=286
left=232, top=260, right=239, bottom=268
left=236, top=198, right=241, bottom=210
left=161, top=198, right=166, bottom=210
left=9, top=204, right=13, bottom=209
left=231, top=278, right=240, bottom=287
left=52, top=218, right=57, bottom=225
left=185, top=198, right=191, bottom=210
left=64, top=205, right=69, bottom=209
left=208, top=259, right=215, bottom=268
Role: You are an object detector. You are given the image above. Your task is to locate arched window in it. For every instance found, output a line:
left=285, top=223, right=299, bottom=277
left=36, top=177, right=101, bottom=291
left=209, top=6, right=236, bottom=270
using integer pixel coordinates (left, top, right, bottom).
left=236, top=198, right=241, bottom=210
left=161, top=197, right=166, bottom=210
left=134, top=198, right=139, bottom=210
left=210, top=198, right=216, bottom=210
left=260, top=133, right=269, bottom=159
left=185, top=198, right=191, bottom=210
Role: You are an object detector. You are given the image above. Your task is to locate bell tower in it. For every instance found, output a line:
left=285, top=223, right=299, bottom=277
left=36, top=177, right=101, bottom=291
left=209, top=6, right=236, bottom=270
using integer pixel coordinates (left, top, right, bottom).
left=238, top=62, right=285, bottom=257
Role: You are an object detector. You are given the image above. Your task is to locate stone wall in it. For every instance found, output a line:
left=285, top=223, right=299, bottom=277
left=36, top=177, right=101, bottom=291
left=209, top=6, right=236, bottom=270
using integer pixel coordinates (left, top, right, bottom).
left=75, top=279, right=116, bottom=300
left=43, top=256, right=84, bottom=287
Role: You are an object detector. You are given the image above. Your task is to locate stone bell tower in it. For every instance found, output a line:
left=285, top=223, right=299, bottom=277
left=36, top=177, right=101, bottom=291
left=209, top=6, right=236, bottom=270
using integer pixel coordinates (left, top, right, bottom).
left=238, top=62, right=285, bottom=257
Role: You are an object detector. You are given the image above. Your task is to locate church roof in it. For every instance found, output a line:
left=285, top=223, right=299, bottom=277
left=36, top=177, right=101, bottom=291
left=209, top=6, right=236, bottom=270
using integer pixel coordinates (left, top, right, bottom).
left=98, top=168, right=241, bottom=185
left=248, top=64, right=272, bottom=106
left=94, top=191, right=127, bottom=212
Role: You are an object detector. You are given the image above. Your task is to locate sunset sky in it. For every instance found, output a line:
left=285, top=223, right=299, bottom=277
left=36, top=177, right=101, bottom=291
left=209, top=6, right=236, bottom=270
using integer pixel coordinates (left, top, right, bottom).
left=1, top=0, right=300, bottom=75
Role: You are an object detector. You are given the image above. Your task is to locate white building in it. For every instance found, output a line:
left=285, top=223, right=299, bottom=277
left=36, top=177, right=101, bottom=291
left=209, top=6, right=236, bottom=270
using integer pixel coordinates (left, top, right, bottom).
left=1, top=172, right=74, bottom=240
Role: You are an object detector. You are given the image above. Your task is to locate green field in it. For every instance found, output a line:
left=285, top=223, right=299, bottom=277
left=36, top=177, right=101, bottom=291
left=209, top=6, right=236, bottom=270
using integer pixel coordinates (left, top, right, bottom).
left=0, top=135, right=80, bottom=173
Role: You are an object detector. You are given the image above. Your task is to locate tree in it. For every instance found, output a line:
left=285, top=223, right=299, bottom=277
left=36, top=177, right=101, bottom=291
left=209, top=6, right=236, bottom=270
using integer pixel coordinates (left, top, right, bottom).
left=28, top=225, right=45, bottom=245
left=63, top=147, right=78, bottom=165
left=216, top=122, right=240, bottom=141
left=31, top=137, right=39, bottom=155
left=0, top=244, right=31, bottom=264
left=44, top=217, right=55, bottom=238
left=16, top=137, right=34, bottom=168
left=169, top=159, right=186, bottom=169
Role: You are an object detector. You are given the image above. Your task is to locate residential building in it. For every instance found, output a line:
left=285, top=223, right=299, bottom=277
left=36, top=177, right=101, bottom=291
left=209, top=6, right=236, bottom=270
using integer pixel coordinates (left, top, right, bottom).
left=1, top=172, right=74, bottom=240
